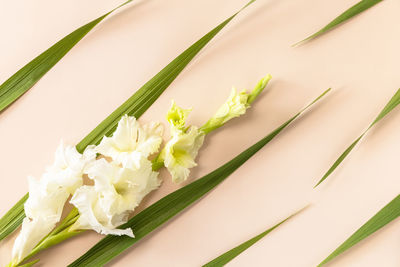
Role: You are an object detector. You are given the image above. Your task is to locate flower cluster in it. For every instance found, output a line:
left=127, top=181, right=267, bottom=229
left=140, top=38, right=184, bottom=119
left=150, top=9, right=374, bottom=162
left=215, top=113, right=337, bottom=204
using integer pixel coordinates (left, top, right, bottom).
left=159, top=102, right=205, bottom=184
left=10, top=74, right=270, bottom=265
left=12, top=115, right=163, bottom=263
left=70, top=116, right=163, bottom=237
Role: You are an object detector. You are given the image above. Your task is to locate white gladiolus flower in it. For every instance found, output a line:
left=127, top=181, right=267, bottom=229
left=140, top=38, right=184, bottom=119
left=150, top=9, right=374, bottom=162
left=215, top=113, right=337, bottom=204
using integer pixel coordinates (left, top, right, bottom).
left=12, top=142, right=96, bottom=263
left=11, top=217, right=55, bottom=265
left=70, top=158, right=160, bottom=237
left=96, top=115, right=163, bottom=169
left=161, top=101, right=205, bottom=183
left=163, top=127, right=205, bottom=184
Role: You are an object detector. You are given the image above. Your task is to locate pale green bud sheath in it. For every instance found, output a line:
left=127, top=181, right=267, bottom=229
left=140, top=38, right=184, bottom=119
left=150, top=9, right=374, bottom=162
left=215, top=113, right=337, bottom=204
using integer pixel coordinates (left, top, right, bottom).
left=247, top=74, right=272, bottom=105
left=200, top=74, right=271, bottom=134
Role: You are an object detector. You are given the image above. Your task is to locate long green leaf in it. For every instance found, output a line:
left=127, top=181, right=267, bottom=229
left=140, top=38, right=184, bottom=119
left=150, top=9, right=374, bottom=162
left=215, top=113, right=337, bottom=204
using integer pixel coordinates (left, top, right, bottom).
left=315, top=88, right=400, bottom=187
left=202, top=209, right=304, bottom=267
left=0, top=0, right=135, bottom=113
left=318, top=194, right=400, bottom=266
left=0, top=0, right=246, bottom=241
left=68, top=89, right=330, bottom=267
left=0, top=194, right=28, bottom=240
left=295, top=0, right=382, bottom=45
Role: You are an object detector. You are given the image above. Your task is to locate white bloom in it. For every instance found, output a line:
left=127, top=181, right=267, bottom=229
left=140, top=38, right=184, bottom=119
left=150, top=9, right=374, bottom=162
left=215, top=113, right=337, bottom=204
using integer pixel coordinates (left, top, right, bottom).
left=70, top=158, right=160, bottom=237
left=96, top=115, right=163, bottom=169
left=163, top=126, right=205, bottom=184
left=162, top=101, right=205, bottom=183
left=11, top=217, right=56, bottom=265
left=11, top=142, right=95, bottom=263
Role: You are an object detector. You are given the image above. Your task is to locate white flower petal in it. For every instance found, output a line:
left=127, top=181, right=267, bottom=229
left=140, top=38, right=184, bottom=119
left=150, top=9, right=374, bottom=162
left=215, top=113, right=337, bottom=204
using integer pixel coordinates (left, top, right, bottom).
left=137, top=122, right=164, bottom=157
left=12, top=141, right=95, bottom=264
left=11, top=217, right=57, bottom=263
left=70, top=157, right=160, bottom=237
left=96, top=115, right=163, bottom=167
left=24, top=175, right=70, bottom=220
left=163, top=126, right=205, bottom=183
left=70, top=186, right=134, bottom=238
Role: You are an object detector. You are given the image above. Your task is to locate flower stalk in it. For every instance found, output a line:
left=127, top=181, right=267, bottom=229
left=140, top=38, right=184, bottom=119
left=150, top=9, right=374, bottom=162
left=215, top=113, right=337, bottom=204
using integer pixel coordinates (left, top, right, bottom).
left=8, top=75, right=271, bottom=266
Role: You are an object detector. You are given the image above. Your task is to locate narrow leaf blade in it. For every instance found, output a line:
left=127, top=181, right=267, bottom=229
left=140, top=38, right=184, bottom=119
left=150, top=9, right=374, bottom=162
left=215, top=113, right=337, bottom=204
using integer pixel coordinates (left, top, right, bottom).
left=319, top=194, right=400, bottom=266
left=0, top=194, right=28, bottom=240
left=202, top=209, right=304, bottom=267
left=314, top=135, right=363, bottom=187
left=315, top=88, right=400, bottom=187
left=371, top=89, right=400, bottom=126
left=0, top=0, right=249, bottom=242
left=68, top=90, right=329, bottom=267
left=295, top=0, right=382, bottom=45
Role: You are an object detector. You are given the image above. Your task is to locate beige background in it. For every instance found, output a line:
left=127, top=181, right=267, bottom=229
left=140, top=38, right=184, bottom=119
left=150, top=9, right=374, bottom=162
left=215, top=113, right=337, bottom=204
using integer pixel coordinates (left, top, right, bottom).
left=1, top=0, right=400, bottom=266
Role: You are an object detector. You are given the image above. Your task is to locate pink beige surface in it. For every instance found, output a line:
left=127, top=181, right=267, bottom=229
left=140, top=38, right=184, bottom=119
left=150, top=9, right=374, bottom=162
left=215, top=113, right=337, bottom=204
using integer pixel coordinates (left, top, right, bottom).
left=1, top=0, right=400, bottom=266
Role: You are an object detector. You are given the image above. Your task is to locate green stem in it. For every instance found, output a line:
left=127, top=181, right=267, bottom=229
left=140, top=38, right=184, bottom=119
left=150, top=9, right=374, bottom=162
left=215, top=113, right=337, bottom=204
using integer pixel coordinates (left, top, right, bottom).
left=51, top=208, right=79, bottom=235
left=151, top=154, right=165, bottom=171
left=10, top=208, right=82, bottom=266
left=25, top=227, right=82, bottom=261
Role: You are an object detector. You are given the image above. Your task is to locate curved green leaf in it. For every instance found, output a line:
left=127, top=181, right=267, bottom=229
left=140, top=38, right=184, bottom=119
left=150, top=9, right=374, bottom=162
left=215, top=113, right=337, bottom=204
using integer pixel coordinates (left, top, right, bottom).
left=318, top=194, right=400, bottom=266
left=315, top=88, right=400, bottom=187
left=202, top=208, right=304, bottom=267
left=295, top=0, right=382, bottom=45
left=0, top=0, right=134, bottom=113
left=68, top=89, right=330, bottom=267
left=0, top=0, right=244, bottom=241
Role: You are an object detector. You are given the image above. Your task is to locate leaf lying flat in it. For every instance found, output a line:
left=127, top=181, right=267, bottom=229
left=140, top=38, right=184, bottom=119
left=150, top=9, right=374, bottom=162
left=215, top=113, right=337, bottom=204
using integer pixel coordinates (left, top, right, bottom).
left=202, top=208, right=304, bottom=267
left=295, top=0, right=382, bottom=45
left=318, top=195, right=400, bottom=266
left=0, top=0, right=241, bottom=242
left=0, top=0, right=134, bottom=113
left=315, top=88, right=400, bottom=187
left=68, top=89, right=330, bottom=267
left=0, top=194, right=28, bottom=240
